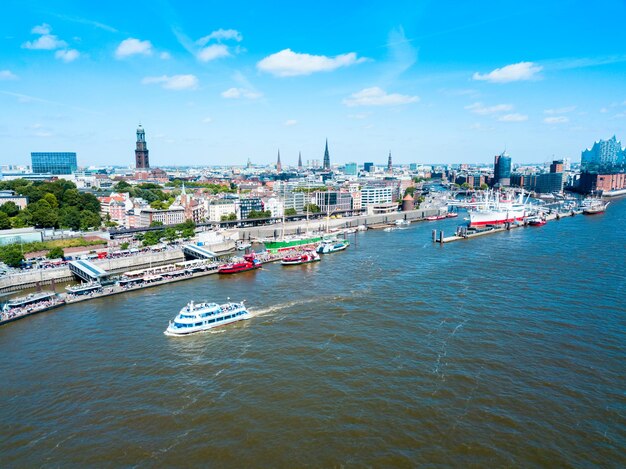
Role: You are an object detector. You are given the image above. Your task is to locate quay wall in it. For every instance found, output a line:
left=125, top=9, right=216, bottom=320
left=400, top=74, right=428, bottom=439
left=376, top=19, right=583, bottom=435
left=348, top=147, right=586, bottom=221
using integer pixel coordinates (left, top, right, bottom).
left=0, top=250, right=185, bottom=294
left=238, top=208, right=442, bottom=240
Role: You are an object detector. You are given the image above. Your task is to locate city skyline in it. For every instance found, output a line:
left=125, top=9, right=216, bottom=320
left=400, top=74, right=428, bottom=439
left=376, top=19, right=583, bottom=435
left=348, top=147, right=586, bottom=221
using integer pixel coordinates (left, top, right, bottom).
left=2, top=1, right=626, bottom=167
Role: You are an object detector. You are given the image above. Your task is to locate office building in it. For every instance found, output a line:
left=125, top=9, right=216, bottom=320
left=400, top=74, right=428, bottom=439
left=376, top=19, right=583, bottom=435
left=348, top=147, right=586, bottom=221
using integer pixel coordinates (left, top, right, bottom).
left=31, top=152, right=77, bottom=175
left=344, top=162, right=357, bottom=176
left=493, top=151, right=511, bottom=186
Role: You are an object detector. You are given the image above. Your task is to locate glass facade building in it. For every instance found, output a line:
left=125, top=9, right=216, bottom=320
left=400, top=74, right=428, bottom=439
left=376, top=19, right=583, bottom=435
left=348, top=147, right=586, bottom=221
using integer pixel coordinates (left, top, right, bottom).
left=31, top=152, right=77, bottom=174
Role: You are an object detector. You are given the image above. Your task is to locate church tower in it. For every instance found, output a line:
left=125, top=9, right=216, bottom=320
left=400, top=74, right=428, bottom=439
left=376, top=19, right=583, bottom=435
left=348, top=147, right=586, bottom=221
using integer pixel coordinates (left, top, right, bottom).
left=298, top=151, right=303, bottom=171
left=323, top=139, right=330, bottom=170
left=135, top=124, right=150, bottom=169
left=276, top=149, right=282, bottom=172
left=387, top=151, right=392, bottom=173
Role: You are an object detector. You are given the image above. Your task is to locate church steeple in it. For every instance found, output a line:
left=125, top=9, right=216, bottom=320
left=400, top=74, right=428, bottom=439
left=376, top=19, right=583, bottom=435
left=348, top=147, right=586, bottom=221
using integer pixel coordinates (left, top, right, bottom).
left=135, top=124, right=150, bottom=169
left=276, top=149, right=282, bottom=173
left=323, top=139, right=330, bottom=170
left=387, top=150, right=392, bottom=173
left=298, top=151, right=303, bottom=171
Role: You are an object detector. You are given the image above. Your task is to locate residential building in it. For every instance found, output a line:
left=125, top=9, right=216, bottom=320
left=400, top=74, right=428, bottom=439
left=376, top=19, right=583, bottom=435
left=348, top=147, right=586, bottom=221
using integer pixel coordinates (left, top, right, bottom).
left=207, top=200, right=239, bottom=221
left=361, top=186, right=393, bottom=206
left=239, top=197, right=263, bottom=219
left=0, top=190, right=28, bottom=210
left=139, top=206, right=185, bottom=227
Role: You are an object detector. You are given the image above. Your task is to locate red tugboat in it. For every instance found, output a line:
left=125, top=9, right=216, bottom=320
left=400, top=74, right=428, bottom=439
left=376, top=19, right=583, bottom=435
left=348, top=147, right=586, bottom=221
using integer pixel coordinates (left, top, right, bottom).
left=218, top=253, right=262, bottom=274
left=281, top=250, right=321, bottom=266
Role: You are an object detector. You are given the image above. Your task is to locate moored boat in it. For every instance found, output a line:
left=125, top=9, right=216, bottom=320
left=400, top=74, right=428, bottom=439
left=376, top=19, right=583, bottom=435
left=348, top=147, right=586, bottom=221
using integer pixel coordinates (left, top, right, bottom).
left=263, top=235, right=322, bottom=253
left=582, top=198, right=609, bottom=215
left=281, top=250, right=320, bottom=265
left=316, top=239, right=350, bottom=254
left=164, top=300, right=251, bottom=336
left=527, top=217, right=546, bottom=226
left=218, top=253, right=262, bottom=274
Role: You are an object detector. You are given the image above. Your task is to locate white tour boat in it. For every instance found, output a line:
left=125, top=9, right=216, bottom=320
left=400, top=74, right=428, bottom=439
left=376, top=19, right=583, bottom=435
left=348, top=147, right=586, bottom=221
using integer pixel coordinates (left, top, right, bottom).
left=164, top=300, right=251, bottom=336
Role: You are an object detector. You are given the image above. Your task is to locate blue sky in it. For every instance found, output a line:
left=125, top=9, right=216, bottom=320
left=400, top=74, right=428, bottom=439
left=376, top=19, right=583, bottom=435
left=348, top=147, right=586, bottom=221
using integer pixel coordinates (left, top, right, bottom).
left=1, top=0, right=626, bottom=168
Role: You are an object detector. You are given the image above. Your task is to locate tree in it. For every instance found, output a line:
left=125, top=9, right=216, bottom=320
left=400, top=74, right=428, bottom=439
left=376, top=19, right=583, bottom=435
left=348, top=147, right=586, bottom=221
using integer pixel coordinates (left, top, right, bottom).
left=114, top=180, right=132, bottom=191
left=304, top=203, right=321, bottom=213
left=284, top=208, right=297, bottom=216
left=164, top=227, right=178, bottom=242
left=62, top=189, right=82, bottom=207
left=29, top=200, right=58, bottom=228
left=0, top=201, right=20, bottom=217
left=143, top=230, right=163, bottom=246
left=79, top=210, right=101, bottom=230
left=461, top=182, right=471, bottom=189
left=0, top=244, right=24, bottom=267
left=43, top=193, right=59, bottom=209
left=11, top=211, right=31, bottom=228
left=480, top=183, right=489, bottom=190
left=80, top=193, right=101, bottom=213
left=0, top=211, right=11, bottom=229
left=404, top=187, right=416, bottom=197
left=59, top=206, right=82, bottom=231
left=120, top=242, right=130, bottom=250
left=47, top=247, right=64, bottom=259
left=150, top=220, right=164, bottom=227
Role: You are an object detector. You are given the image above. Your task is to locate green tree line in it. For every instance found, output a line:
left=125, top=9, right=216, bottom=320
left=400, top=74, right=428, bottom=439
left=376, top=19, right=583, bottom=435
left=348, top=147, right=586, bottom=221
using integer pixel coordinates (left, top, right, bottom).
left=0, top=179, right=101, bottom=230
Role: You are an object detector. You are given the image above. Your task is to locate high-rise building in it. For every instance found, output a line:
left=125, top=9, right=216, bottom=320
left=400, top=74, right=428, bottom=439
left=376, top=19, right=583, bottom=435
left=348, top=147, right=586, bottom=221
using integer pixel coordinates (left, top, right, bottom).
left=344, top=162, right=357, bottom=176
left=581, top=136, right=625, bottom=171
left=493, top=151, right=511, bottom=186
left=323, top=139, right=330, bottom=170
left=276, top=149, right=282, bottom=172
left=31, top=152, right=77, bottom=174
left=550, top=160, right=564, bottom=173
left=135, top=124, right=150, bottom=169
left=364, top=162, right=374, bottom=173
left=387, top=151, right=392, bottom=173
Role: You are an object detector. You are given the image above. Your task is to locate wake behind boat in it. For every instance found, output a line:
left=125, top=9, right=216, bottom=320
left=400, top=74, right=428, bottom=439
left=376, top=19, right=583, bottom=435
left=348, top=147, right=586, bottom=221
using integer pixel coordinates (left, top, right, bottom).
left=164, top=300, right=251, bottom=336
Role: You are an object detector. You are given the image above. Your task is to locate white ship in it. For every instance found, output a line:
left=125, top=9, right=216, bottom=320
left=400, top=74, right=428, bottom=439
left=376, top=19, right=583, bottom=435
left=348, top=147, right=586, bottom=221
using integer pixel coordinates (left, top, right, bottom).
left=468, top=191, right=527, bottom=227
left=164, top=300, right=251, bottom=336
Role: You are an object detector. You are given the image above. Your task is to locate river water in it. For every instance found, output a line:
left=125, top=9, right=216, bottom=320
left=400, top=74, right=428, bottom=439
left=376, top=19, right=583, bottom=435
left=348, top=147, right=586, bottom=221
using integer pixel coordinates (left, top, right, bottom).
left=1, top=201, right=625, bottom=467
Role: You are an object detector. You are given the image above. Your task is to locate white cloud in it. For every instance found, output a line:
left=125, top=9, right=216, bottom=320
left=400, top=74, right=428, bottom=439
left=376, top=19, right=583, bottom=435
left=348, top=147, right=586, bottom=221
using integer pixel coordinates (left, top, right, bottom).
left=31, top=23, right=51, bottom=35
left=284, top=119, right=297, bottom=126
left=258, top=49, right=366, bottom=77
left=160, top=51, right=171, bottom=60
left=465, top=102, right=513, bottom=115
left=343, top=87, right=419, bottom=107
left=115, top=38, right=153, bottom=59
left=22, top=34, right=67, bottom=50
left=473, top=61, right=542, bottom=83
left=0, top=70, right=18, bottom=80
left=202, top=117, right=213, bottom=123
left=499, top=113, right=528, bottom=122
left=600, top=107, right=609, bottom=113
left=544, top=106, right=576, bottom=114
left=142, top=74, right=198, bottom=90
left=348, top=113, right=370, bottom=119
left=221, top=87, right=262, bottom=99
left=197, top=44, right=230, bottom=62
left=543, top=116, right=569, bottom=124
left=55, top=49, right=80, bottom=62
left=196, top=29, right=242, bottom=46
